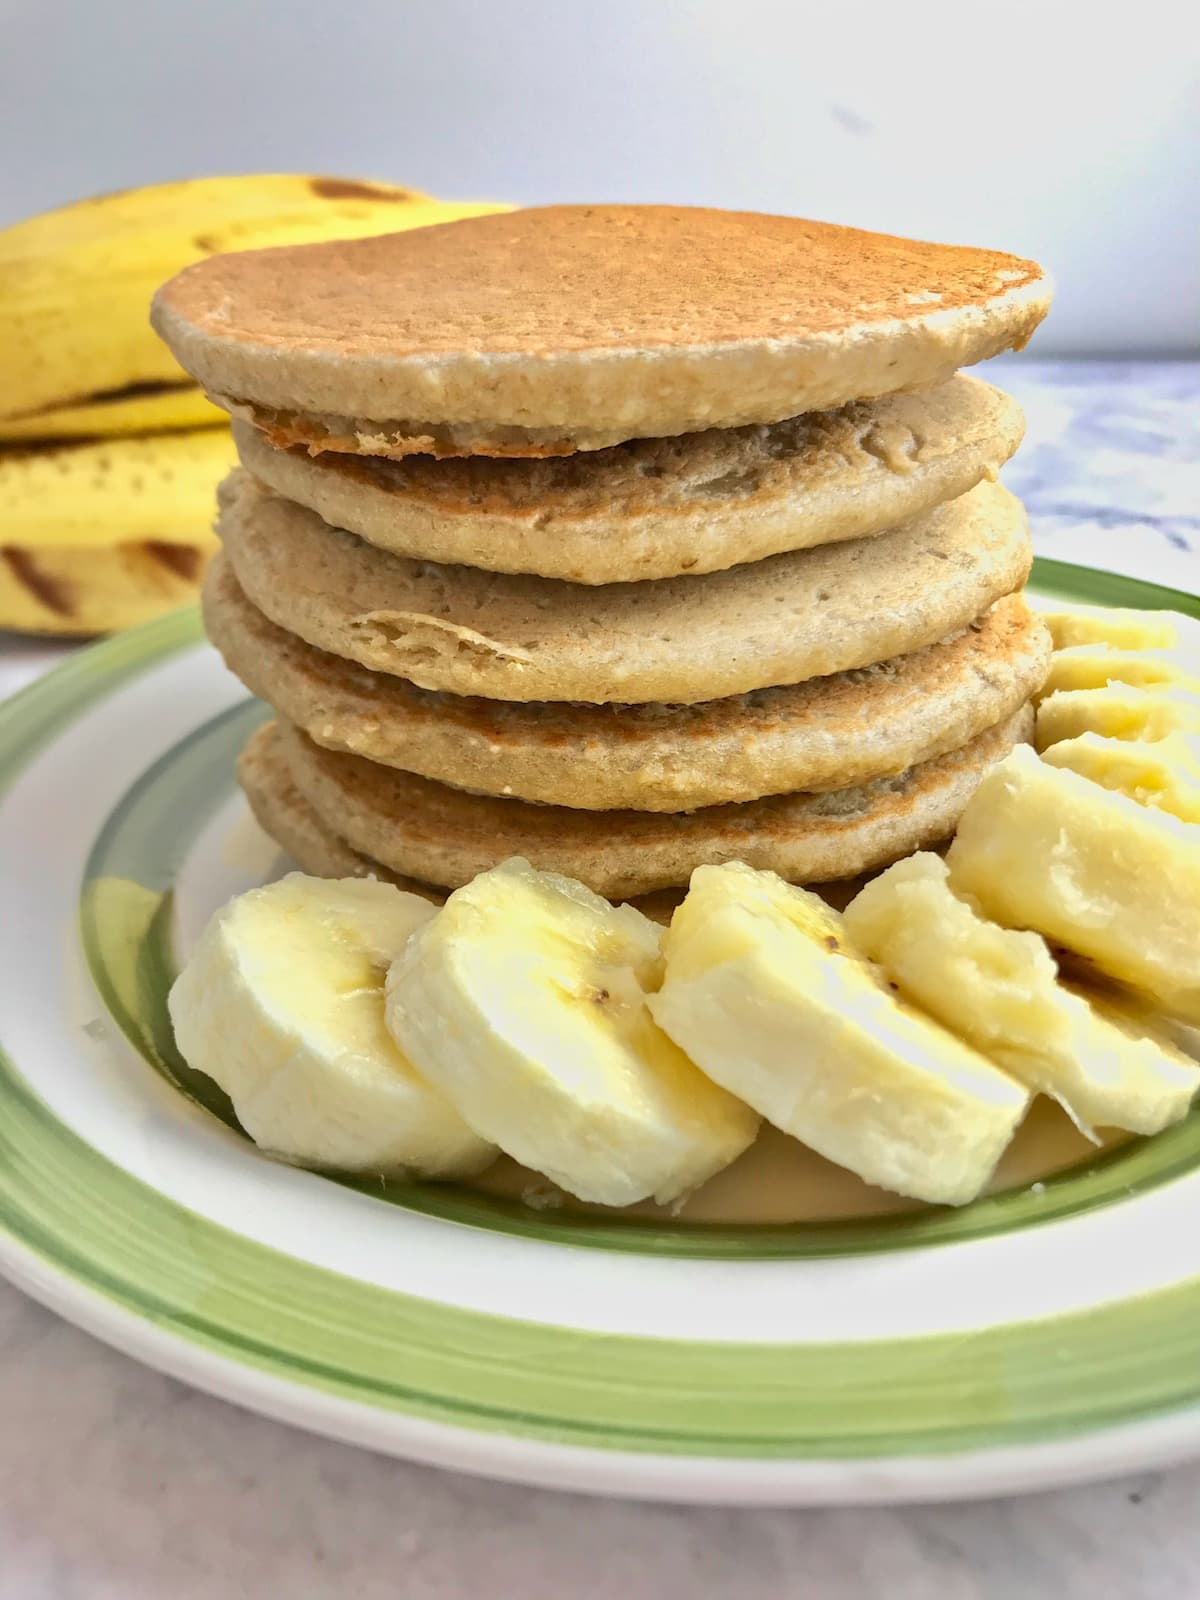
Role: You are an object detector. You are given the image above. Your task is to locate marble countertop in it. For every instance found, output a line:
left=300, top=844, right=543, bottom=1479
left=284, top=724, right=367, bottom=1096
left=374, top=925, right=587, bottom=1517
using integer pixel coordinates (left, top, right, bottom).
left=2, top=357, right=1198, bottom=1600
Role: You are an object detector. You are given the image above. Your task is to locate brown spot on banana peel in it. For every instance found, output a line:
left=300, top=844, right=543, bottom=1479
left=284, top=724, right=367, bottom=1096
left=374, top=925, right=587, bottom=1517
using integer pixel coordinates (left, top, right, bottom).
left=1, top=548, right=74, bottom=616
left=2, top=377, right=200, bottom=423
left=307, top=177, right=419, bottom=203
left=143, top=541, right=203, bottom=582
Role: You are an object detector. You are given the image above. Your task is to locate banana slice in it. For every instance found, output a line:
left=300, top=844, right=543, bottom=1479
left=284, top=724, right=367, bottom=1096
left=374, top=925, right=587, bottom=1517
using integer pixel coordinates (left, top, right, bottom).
left=384, top=857, right=759, bottom=1206
left=844, top=854, right=1199, bottom=1135
left=1042, top=645, right=1200, bottom=699
left=1037, top=604, right=1194, bottom=651
left=947, top=745, right=1200, bottom=1022
left=1036, top=684, right=1200, bottom=750
left=168, top=874, right=493, bottom=1177
left=648, top=861, right=1028, bottom=1206
left=1042, top=730, right=1200, bottom=823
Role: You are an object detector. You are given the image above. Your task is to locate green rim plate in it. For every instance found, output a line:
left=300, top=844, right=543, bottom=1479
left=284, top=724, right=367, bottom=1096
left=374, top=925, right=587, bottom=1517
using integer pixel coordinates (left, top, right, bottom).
left=1, top=559, right=1199, bottom=1501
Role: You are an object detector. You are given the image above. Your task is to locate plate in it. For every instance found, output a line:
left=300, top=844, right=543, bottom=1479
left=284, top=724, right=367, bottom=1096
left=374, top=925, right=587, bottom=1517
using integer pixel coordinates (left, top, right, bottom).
left=3, top=557, right=1200, bottom=1506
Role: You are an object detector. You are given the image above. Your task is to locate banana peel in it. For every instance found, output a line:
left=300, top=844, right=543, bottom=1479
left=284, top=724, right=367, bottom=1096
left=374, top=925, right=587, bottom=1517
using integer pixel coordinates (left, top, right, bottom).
left=0, top=387, right=225, bottom=443
left=1, top=428, right=236, bottom=547
left=0, top=537, right=215, bottom=635
left=0, top=427, right=235, bottom=634
left=0, top=175, right=510, bottom=442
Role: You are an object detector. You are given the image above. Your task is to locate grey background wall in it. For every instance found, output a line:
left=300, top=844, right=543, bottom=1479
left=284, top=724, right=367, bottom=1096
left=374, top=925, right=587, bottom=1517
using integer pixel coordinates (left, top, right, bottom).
left=2, top=0, right=1197, bottom=354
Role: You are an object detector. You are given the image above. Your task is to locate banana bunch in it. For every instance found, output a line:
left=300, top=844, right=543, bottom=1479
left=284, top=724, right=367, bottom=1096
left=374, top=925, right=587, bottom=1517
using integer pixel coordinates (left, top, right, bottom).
left=1, top=174, right=508, bottom=634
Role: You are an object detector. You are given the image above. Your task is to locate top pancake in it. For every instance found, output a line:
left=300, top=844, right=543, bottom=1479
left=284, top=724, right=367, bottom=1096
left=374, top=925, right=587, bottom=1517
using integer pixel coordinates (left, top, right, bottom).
left=152, top=205, right=1051, bottom=456
left=231, top=375, right=1023, bottom=583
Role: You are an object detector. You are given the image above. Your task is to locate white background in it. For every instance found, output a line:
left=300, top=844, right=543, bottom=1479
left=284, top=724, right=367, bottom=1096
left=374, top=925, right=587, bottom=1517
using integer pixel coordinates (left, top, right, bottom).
left=2, top=0, right=1197, bottom=355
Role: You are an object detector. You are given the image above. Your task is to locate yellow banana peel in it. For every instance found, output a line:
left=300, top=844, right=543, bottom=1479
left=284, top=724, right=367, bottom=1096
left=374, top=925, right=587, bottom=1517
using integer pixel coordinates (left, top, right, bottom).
left=0, top=174, right=509, bottom=440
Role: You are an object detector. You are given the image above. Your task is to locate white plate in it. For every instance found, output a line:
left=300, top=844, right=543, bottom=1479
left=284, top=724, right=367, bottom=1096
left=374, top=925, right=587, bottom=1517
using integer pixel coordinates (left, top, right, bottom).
left=3, top=564, right=1200, bottom=1505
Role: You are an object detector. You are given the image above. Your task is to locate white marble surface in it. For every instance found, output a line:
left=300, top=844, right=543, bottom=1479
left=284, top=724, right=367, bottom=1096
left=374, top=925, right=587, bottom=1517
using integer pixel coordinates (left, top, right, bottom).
left=2, top=357, right=1199, bottom=1599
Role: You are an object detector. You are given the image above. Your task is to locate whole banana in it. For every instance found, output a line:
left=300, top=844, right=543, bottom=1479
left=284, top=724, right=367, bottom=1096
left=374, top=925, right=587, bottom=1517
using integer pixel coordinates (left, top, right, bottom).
left=0, top=429, right=235, bottom=633
left=1, top=174, right=508, bottom=441
left=0, top=175, right=509, bottom=634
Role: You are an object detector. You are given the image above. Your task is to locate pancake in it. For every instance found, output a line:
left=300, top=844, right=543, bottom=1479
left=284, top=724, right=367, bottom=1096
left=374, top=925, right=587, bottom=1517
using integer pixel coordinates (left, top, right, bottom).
left=206, top=557, right=1050, bottom=810
left=152, top=206, right=1050, bottom=457
left=216, top=471, right=1032, bottom=705
left=273, top=705, right=1033, bottom=899
left=238, top=718, right=440, bottom=899
left=231, top=376, right=1024, bottom=583
left=237, top=721, right=873, bottom=925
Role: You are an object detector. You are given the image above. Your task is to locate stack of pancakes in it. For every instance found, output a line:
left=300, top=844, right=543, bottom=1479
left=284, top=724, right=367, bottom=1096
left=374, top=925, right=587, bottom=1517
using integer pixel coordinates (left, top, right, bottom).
left=153, top=206, right=1053, bottom=911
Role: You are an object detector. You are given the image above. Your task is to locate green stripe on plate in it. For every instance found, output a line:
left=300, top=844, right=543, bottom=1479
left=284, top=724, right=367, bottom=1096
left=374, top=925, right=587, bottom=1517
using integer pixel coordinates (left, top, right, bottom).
left=0, top=606, right=204, bottom=800
left=3, top=1037, right=1200, bottom=1457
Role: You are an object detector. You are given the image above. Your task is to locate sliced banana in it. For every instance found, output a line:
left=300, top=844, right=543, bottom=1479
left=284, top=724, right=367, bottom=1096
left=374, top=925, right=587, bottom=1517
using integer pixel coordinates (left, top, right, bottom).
left=384, top=857, right=759, bottom=1206
left=947, top=745, right=1200, bottom=1022
left=1036, top=604, right=1194, bottom=651
left=168, top=873, right=493, bottom=1177
left=1041, top=730, right=1200, bottom=823
left=1042, top=645, right=1200, bottom=699
left=1036, top=684, right=1200, bottom=750
left=648, top=861, right=1028, bottom=1206
left=844, top=853, right=1199, bottom=1135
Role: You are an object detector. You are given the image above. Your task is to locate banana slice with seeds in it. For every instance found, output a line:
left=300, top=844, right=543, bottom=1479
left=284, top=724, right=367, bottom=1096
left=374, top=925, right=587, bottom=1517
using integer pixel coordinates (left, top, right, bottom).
left=648, top=861, right=1029, bottom=1207
left=168, top=874, right=493, bottom=1177
left=384, top=857, right=759, bottom=1206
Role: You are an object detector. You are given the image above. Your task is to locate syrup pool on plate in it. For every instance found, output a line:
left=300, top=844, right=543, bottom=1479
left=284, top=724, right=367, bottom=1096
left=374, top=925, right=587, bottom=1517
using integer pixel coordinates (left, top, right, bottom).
left=471, top=1098, right=1130, bottom=1225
